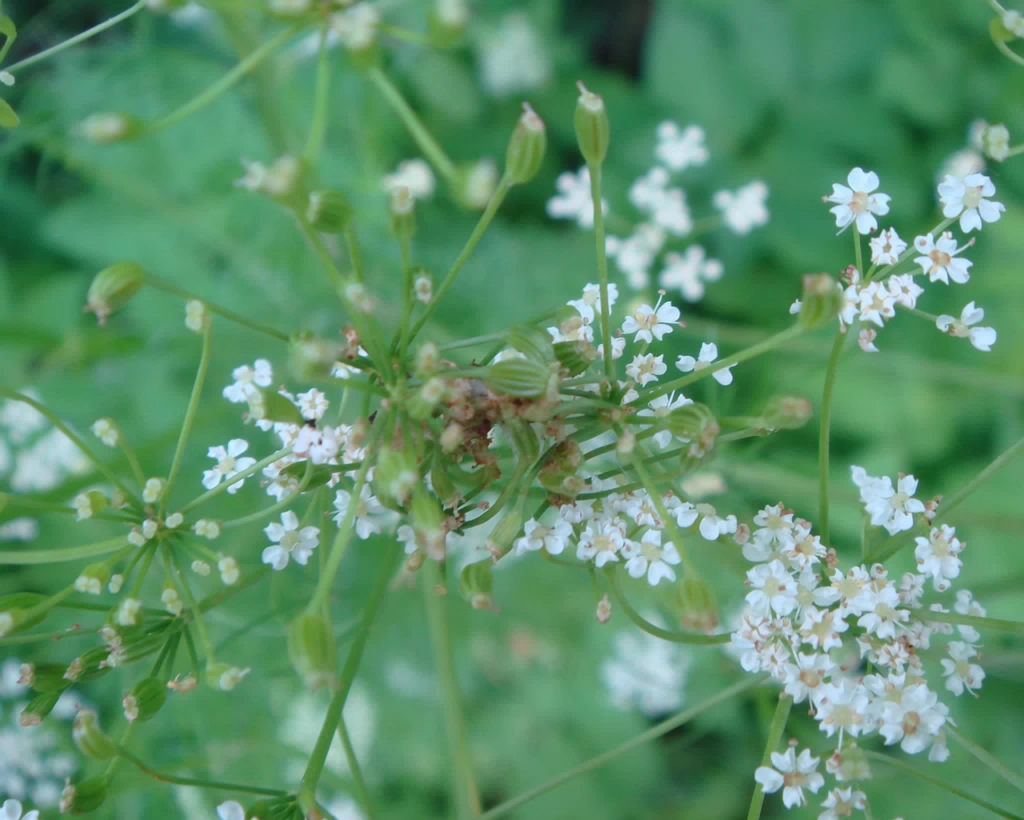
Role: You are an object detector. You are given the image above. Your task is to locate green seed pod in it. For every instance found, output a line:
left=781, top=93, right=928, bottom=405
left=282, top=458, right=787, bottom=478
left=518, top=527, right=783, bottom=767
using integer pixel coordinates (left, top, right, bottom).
left=290, top=332, right=347, bottom=381
left=506, top=419, right=540, bottom=465
left=73, top=710, right=118, bottom=761
left=486, top=358, right=552, bottom=399
left=26, top=663, right=72, bottom=694
left=798, top=273, right=842, bottom=330
left=78, top=112, right=144, bottom=144
left=389, top=186, right=416, bottom=241
left=126, top=677, right=167, bottom=722
left=407, top=378, right=446, bottom=421
left=85, top=261, right=146, bottom=325
left=758, top=395, right=813, bottom=431
left=19, top=689, right=62, bottom=726
left=410, top=486, right=446, bottom=560
left=676, top=577, right=720, bottom=634
left=574, top=82, right=610, bottom=168
left=288, top=611, right=337, bottom=689
left=306, top=189, right=354, bottom=233
left=553, top=339, right=598, bottom=377
left=460, top=559, right=495, bottom=610
left=74, top=560, right=111, bottom=596
left=484, top=503, right=525, bottom=562
left=374, top=447, right=419, bottom=507
left=504, top=103, right=547, bottom=186
left=0, top=597, right=48, bottom=638
left=61, top=776, right=111, bottom=815
left=246, top=386, right=305, bottom=426
left=504, top=326, right=555, bottom=364
left=282, top=461, right=340, bottom=490
left=666, top=403, right=719, bottom=443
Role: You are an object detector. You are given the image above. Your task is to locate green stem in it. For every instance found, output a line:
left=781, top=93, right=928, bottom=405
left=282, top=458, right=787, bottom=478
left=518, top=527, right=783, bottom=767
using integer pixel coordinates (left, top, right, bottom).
left=5, top=1, right=146, bottom=73
left=587, top=163, right=615, bottom=382
left=338, top=715, right=376, bottom=819
left=0, top=388, right=140, bottom=507
left=298, top=540, right=401, bottom=810
left=0, top=625, right=100, bottom=646
left=853, top=229, right=864, bottom=275
left=144, top=275, right=290, bottom=341
left=168, top=549, right=215, bottom=665
left=163, top=320, right=212, bottom=514
left=178, top=447, right=292, bottom=514
left=638, top=324, right=806, bottom=405
left=921, top=609, right=1024, bottom=635
left=147, top=25, right=302, bottom=134
left=423, top=560, right=480, bottom=819
left=818, top=329, right=846, bottom=543
left=118, top=436, right=148, bottom=491
left=0, top=493, right=132, bottom=523
left=605, top=569, right=729, bottom=645
left=406, top=178, right=512, bottom=345
left=863, top=750, right=1022, bottom=819
left=115, top=745, right=286, bottom=797
left=627, top=447, right=696, bottom=576
left=746, top=693, right=793, bottom=820
left=947, top=726, right=1024, bottom=794
left=367, top=67, right=457, bottom=184
left=480, top=675, right=768, bottom=820
left=303, top=22, right=333, bottom=168
left=995, top=39, right=1024, bottom=68
left=0, top=536, right=127, bottom=565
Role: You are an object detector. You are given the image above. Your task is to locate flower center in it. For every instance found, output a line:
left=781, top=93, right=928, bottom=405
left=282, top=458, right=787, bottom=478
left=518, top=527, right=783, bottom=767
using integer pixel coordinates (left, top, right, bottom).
left=762, top=578, right=782, bottom=597
left=962, top=187, right=983, bottom=209
left=891, top=491, right=910, bottom=511
left=280, top=532, right=301, bottom=552
left=220, top=456, right=237, bottom=472
left=929, top=249, right=951, bottom=268
left=850, top=190, right=869, bottom=214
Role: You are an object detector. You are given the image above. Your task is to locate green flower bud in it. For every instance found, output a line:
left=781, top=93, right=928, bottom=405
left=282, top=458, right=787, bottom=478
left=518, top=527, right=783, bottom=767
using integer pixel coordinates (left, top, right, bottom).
left=574, top=81, right=610, bottom=167
left=0, top=592, right=48, bottom=638
left=460, top=559, right=496, bottom=610
left=504, top=326, right=555, bottom=364
left=758, top=395, right=813, bottom=431
left=486, top=358, right=554, bottom=399
left=666, top=403, right=719, bottom=453
left=73, top=710, right=118, bottom=761
left=289, top=332, right=347, bottom=382
left=410, top=486, right=446, bottom=560
left=85, top=261, right=146, bottom=325
left=553, top=339, right=598, bottom=377
left=415, top=342, right=441, bottom=378
left=389, top=186, right=416, bottom=240
left=676, top=577, right=720, bottom=634
left=484, top=503, right=525, bottom=562
left=306, top=189, right=354, bottom=233
left=374, top=447, right=419, bottom=506
left=78, top=112, right=144, bottom=144
left=124, top=677, right=167, bottom=723
left=407, top=378, right=446, bottom=421
left=428, top=0, right=469, bottom=48
left=982, top=123, right=1010, bottom=162
left=246, top=386, right=305, bottom=426
left=19, top=690, right=61, bottom=727
left=799, top=273, right=842, bottom=329
left=289, top=611, right=337, bottom=689
left=74, top=561, right=111, bottom=596
left=504, top=103, right=547, bottom=186
left=60, top=776, right=111, bottom=815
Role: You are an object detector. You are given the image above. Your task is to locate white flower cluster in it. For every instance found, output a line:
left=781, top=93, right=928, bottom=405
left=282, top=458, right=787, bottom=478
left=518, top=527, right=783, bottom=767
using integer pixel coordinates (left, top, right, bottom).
left=731, top=478, right=989, bottom=815
left=824, top=167, right=1001, bottom=353
left=601, top=622, right=691, bottom=717
left=547, top=124, right=769, bottom=298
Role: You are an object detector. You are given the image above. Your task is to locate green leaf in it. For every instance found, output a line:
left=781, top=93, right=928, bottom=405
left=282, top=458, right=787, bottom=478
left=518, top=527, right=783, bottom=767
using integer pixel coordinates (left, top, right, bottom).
left=0, top=97, right=18, bottom=128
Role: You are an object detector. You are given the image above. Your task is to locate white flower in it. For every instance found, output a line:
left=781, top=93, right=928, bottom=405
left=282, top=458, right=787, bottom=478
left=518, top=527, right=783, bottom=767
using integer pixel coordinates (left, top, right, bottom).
left=664, top=495, right=698, bottom=528
left=218, top=555, right=240, bottom=585
left=912, top=232, right=972, bottom=284
left=514, top=518, right=573, bottom=556
left=625, top=353, right=667, bottom=386
left=606, top=225, right=666, bottom=289
left=695, top=503, right=736, bottom=541
left=858, top=328, right=879, bottom=353
left=856, top=282, right=895, bottom=328
left=868, top=227, right=907, bottom=265
left=878, top=682, right=947, bottom=754
left=818, top=787, right=867, bottom=819
left=568, top=282, right=619, bottom=322
left=547, top=167, right=604, bottom=229
left=637, top=392, right=691, bottom=449
left=383, top=159, right=435, bottom=200
left=816, top=679, right=871, bottom=739
left=332, top=485, right=391, bottom=539
left=713, top=181, right=769, bottom=234
left=623, top=530, right=680, bottom=586
left=597, top=337, right=626, bottom=361
left=329, top=3, right=379, bottom=50
left=477, top=12, right=552, bottom=97
left=647, top=187, right=693, bottom=237
left=940, top=641, right=985, bottom=696
left=754, top=747, right=825, bottom=809
left=675, top=342, right=733, bottom=386
left=621, top=300, right=680, bottom=344
left=202, top=439, right=256, bottom=493
left=658, top=245, right=723, bottom=303
left=983, top=123, right=1011, bottom=162
left=296, top=389, right=329, bottom=421
left=263, top=511, right=320, bottom=571
left=886, top=273, right=923, bottom=309
left=914, top=524, right=963, bottom=591
left=90, top=418, right=120, bottom=447
left=655, top=122, right=709, bottom=171
left=576, top=521, right=625, bottom=567
left=856, top=584, right=909, bottom=641
left=601, top=627, right=688, bottom=717
left=116, top=598, right=143, bottom=627
left=746, top=560, right=798, bottom=617
left=857, top=471, right=925, bottom=535
left=0, top=800, right=40, bottom=820
left=629, top=167, right=670, bottom=209
left=826, top=167, right=890, bottom=234
left=936, top=301, right=997, bottom=352
left=216, top=801, right=245, bottom=820
left=222, top=360, right=273, bottom=403
left=937, top=172, right=1004, bottom=232
left=800, top=606, right=848, bottom=652
left=1004, top=9, right=1024, bottom=37
left=184, top=299, right=206, bottom=332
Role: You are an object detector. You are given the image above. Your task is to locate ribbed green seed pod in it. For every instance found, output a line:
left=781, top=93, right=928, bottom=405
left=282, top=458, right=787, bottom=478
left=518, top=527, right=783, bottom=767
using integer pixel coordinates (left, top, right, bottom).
left=73, top=710, right=118, bottom=761
left=85, top=261, right=146, bottom=325
left=505, top=103, right=547, bottom=186
left=574, top=82, right=610, bottom=167
left=306, top=189, right=354, bottom=233
left=288, top=611, right=337, bottom=689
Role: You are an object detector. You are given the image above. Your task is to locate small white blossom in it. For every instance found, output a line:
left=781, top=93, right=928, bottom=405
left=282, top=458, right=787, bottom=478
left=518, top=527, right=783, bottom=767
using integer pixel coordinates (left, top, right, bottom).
left=547, top=167, right=606, bottom=229
left=514, top=518, right=573, bottom=556
left=754, top=746, right=825, bottom=809
left=606, top=225, right=666, bottom=289
left=0, top=800, right=40, bottom=820
left=858, top=328, right=879, bottom=353
left=868, top=227, right=907, bottom=265
left=216, top=801, right=245, bottom=820
left=675, top=342, right=733, bottom=386
left=116, top=598, right=143, bottom=627
left=826, top=167, right=890, bottom=234
left=913, top=232, right=972, bottom=284
left=202, top=439, right=256, bottom=493
left=193, top=519, right=221, bottom=539
left=936, top=302, right=997, bottom=352
left=695, top=503, right=737, bottom=541
left=383, top=159, right=435, bottom=200
left=887, top=273, right=923, bottom=309
left=329, top=2, right=379, bottom=50
left=914, top=524, right=963, bottom=591
left=263, top=511, right=320, bottom=570
left=637, top=392, right=691, bottom=450
left=818, top=787, right=867, bottom=819
left=222, top=360, right=273, bottom=404
left=477, top=12, right=552, bottom=97
left=856, top=282, right=896, bottom=328
left=621, top=300, right=680, bottom=344
left=746, top=560, right=798, bottom=617
left=568, top=282, right=618, bottom=322
left=937, top=172, right=1004, bottom=232
left=940, top=641, right=985, bottom=696
left=332, top=485, right=392, bottom=539
left=90, top=418, right=120, bottom=447
left=658, top=245, right=723, bottom=303
left=655, top=122, right=709, bottom=171
left=713, top=181, right=769, bottom=234
left=623, top=530, right=680, bottom=586
left=576, top=521, right=625, bottom=567
left=218, top=555, right=240, bottom=585
left=625, top=353, right=667, bottom=386
left=983, top=123, right=1011, bottom=161
left=1004, top=9, right=1024, bottom=37
left=142, top=478, right=164, bottom=505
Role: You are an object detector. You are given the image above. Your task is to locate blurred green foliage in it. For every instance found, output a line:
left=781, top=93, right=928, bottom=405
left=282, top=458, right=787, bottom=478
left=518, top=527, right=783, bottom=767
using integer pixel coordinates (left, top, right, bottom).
left=2, top=0, right=1024, bottom=818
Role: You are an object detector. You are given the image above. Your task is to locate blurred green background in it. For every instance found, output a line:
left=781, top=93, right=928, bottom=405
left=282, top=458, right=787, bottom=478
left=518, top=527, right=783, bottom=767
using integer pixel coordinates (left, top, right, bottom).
left=2, top=0, right=1024, bottom=817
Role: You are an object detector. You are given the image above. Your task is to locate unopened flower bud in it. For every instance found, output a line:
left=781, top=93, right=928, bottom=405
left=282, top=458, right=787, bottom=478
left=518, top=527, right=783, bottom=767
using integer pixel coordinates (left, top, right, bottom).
left=758, top=395, right=813, bottom=431
left=486, top=358, right=555, bottom=399
left=72, top=489, right=107, bottom=522
left=440, top=422, right=464, bottom=453
left=191, top=560, right=211, bottom=576
left=74, top=562, right=111, bottom=596
left=306, top=189, right=353, bottom=233
left=24, top=663, right=70, bottom=693
left=161, top=584, right=183, bottom=616
left=1000, top=9, right=1024, bottom=39
left=428, top=0, right=469, bottom=47
left=390, top=186, right=416, bottom=240
left=407, top=378, right=446, bottom=421
left=799, top=273, right=842, bottom=329
left=414, top=269, right=433, bottom=303
left=218, top=554, right=239, bottom=585
left=666, top=403, right=719, bottom=457
left=343, top=281, right=375, bottom=315
left=167, top=674, right=198, bottom=694
left=194, top=519, right=221, bottom=540
left=374, top=447, right=419, bottom=506
left=108, top=574, right=124, bottom=594
left=574, top=82, right=610, bottom=167
left=90, top=418, right=120, bottom=447
left=505, top=103, right=547, bottom=186
left=78, top=112, right=144, bottom=144
left=330, top=4, right=380, bottom=67
left=596, top=594, right=612, bottom=624
left=85, top=261, right=146, bottom=325
left=73, top=710, right=118, bottom=761
left=415, top=342, right=441, bottom=377
left=460, top=560, right=496, bottom=610
left=616, top=431, right=636, bottom=461
left=289, top=612, right=337, bottom=688
left=982, top=123, right=1010, bottom=162
left=185, top=299, right=207, bottom=333
left=504, top=326, right=555, bottom=364
left=165, top=512, right=184, bottom=529
left=116, top=598, right=143, bottom=627
left=141, top=477, right=164, bottom=505
left=676, top=577, right=719, bottom=634
left=206, top=661, right=251, bottom=692
left=60, top=776, right=111, bottom=815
